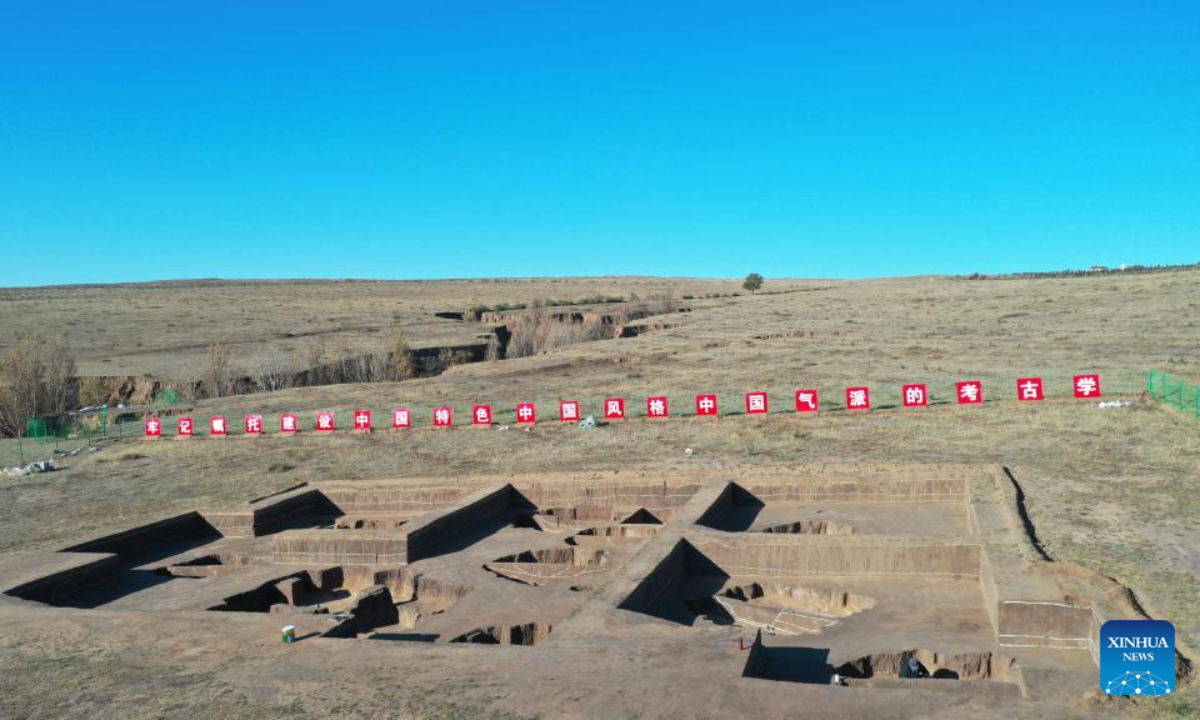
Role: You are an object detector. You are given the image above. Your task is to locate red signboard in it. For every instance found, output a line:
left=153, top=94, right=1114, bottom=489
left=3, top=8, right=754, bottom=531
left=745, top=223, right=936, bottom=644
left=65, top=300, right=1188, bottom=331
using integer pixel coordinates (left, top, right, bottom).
left=646, top=396, right=669, bottom=418
left=210, top=416, right=228, bottom=436
left=1017, top=377, right=1044, bottom=401
left=516, top=403, right=537, bottom=424
left=244, top=415, right=263, bottom=435
left=745, top=392, right=769, bottom=415
left=695, top=394, right=719, bottom=416
left=794, top=389, right=819, bottom=413
left=604, top=398, right=625, bottom=420
left=177, top=417, right=193, bottom=437
left=433, top=407, right=453, bottom=427
left=956, top=381, right=983, bottom=405
left=280, top=413, right=298, bottom=434
left=144, top=417, right=162, bottom=437
left=353, top=409, right=372, bottom=432
left=316, top=411, right=336, bottom=432
left=560, top=401, right=580, bottom=422
left=392, top=408, right=411, bottom=429
left=1073, top=374, right=1100, bottom=398
left=902, top=384, right=927, bottom=408
left=846, top=387, right=871, bottom=411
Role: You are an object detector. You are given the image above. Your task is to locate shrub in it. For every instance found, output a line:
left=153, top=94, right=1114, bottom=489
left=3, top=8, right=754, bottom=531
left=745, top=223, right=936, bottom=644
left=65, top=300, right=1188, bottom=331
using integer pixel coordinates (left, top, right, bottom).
left=391, top=333, right=417, bottom=379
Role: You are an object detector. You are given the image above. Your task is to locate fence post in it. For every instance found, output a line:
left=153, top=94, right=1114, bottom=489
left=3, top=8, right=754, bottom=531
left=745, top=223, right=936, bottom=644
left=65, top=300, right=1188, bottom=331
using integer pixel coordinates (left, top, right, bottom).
left=1147, top=372, right=1155, bottom=396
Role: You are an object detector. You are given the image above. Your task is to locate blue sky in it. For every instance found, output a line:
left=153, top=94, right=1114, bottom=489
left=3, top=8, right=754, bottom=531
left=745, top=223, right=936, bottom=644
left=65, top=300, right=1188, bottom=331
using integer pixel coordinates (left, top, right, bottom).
left=1, top=2, right=1197, bottom=286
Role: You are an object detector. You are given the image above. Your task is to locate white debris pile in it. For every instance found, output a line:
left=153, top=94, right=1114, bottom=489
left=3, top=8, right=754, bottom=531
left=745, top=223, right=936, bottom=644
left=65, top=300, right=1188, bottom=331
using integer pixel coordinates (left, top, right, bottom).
left=1097, top=400, right=1133, bottom=410
left=1, top=459, right=55, bottom=477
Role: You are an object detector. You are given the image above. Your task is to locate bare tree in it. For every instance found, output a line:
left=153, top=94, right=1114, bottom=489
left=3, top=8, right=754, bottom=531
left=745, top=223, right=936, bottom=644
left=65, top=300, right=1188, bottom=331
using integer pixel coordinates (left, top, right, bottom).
left=333, top=336, right=354, bottom=383
left=250, top=346, right=291, bottom=392
left=43, top=335, right=77, bottom=416
left=203, top=341, right=236, bottom=398
left=0, top=331, right=78, bottom=437
left=305, top=338, right=327, bottom=386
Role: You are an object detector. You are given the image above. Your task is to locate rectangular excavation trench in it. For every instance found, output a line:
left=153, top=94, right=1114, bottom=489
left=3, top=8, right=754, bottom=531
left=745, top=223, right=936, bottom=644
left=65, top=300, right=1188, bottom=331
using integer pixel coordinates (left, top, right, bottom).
left=743, top=631, right=1027, bottom=698
left=696, top=480, right=972, bottom=536
left=7, top=513, right=223, bottom=608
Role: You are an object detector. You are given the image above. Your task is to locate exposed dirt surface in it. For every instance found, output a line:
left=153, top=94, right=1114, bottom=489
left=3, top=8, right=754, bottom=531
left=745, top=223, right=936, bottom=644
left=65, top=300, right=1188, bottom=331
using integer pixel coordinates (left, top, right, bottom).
left=2, top=466, right=1180, bottom=719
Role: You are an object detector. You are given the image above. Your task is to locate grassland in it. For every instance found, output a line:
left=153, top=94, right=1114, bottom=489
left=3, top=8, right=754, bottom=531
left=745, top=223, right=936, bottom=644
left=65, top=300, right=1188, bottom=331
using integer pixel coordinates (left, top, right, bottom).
left=0, top=277, right=774, bottom=379
left=1, top=269, right=1198, bottom=717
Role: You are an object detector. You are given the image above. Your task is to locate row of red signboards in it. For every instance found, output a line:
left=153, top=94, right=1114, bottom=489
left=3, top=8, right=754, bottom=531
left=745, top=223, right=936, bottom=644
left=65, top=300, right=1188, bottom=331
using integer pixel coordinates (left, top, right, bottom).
left=144, top=374, right=1102, bottom=437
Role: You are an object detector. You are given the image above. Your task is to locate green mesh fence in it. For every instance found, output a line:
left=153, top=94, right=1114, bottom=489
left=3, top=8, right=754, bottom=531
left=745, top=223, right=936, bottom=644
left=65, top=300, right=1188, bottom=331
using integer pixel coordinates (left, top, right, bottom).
left=1147, top=371, right=1200, bottom=419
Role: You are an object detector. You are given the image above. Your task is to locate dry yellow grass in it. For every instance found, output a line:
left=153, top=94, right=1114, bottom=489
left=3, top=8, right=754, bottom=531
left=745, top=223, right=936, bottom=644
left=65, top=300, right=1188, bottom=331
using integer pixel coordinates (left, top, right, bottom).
left=0, top=277, right=766, bottom=378
left=1, top=269, right=1198, bottom=717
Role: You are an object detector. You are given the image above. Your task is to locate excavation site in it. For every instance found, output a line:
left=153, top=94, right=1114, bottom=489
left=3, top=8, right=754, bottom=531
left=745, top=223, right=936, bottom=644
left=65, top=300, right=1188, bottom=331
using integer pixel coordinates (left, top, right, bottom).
left=0, top=464, right=1158, bottom=718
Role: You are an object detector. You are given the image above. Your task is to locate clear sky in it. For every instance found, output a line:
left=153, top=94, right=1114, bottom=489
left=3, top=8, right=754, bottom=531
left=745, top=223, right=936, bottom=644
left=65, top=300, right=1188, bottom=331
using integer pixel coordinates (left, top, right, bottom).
left=1, top=2, right=1197, bottom=286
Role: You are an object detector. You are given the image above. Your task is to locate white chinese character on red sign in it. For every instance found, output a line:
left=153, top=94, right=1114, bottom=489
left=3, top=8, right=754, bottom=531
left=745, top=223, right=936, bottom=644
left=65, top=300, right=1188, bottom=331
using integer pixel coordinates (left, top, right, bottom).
left=902, top=384, right=927, bottom=408
left=647, top=396, right=668, bottom=418
left=280, top=414, right=297, bottom=433
left=392, top=408, right=411, bottom=428
left=434, top=407, right=452, bottom=427
left=1018, top=378, right=1044, bottom=401
left=473, top=405, right=492, bottom=425
left=145, top=418, right=161, bottom=437
left=1073, top=374, right=1100, bottom=398
left=178, top=417, right=193, bottom=436
left=957, top=381, right=982, bottom=405
left=746, top=392, right=768, bottom=414
left=846, top=387, right=871, bottom=410
left=354, top=410, right=371, bottom=430
left=316, top=411, right=335, bottom=431
left=211, top=417, right=227, bottom=435
left=795, top=390, right=819, bottom=413
left=560, top=401, right=579, bottom=421
left=245, top=415, right=262, bottom=434
left=696, top=394, right=718, bottom=416
left=604, top=398, right=625, bottom=419
left=516, top=403, right=536, bottom=423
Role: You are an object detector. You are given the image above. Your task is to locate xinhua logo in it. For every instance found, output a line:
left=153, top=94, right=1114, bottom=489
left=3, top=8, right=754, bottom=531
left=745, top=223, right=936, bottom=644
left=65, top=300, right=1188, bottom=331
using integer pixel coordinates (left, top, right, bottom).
left=1100, top=619, right=1175, bottom=696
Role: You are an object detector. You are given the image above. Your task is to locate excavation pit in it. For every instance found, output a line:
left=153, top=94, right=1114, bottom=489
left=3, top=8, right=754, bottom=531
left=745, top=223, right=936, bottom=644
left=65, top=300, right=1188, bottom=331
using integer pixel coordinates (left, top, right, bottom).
left=835, top=648, right=1023, bottom=686
left=153, top=553, right=254, bottom=578
left=0, top=468, right=1130, bottom=716
left=485, top=548, right=610, bottom=586
left=743, top=632, right=1025, bottom=697
left=569, top=524, right=661, bottom=547
left=334, top=515, right=408, bottom=531
left=754, top=520, right=855, bottom=535
left=714, top=582, right=876, bottom=635
left=696, top=480, right=971, bottom=536
left=452, top=622, right=552, bottom=646
left=208, top=567, right=351, bottom=614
